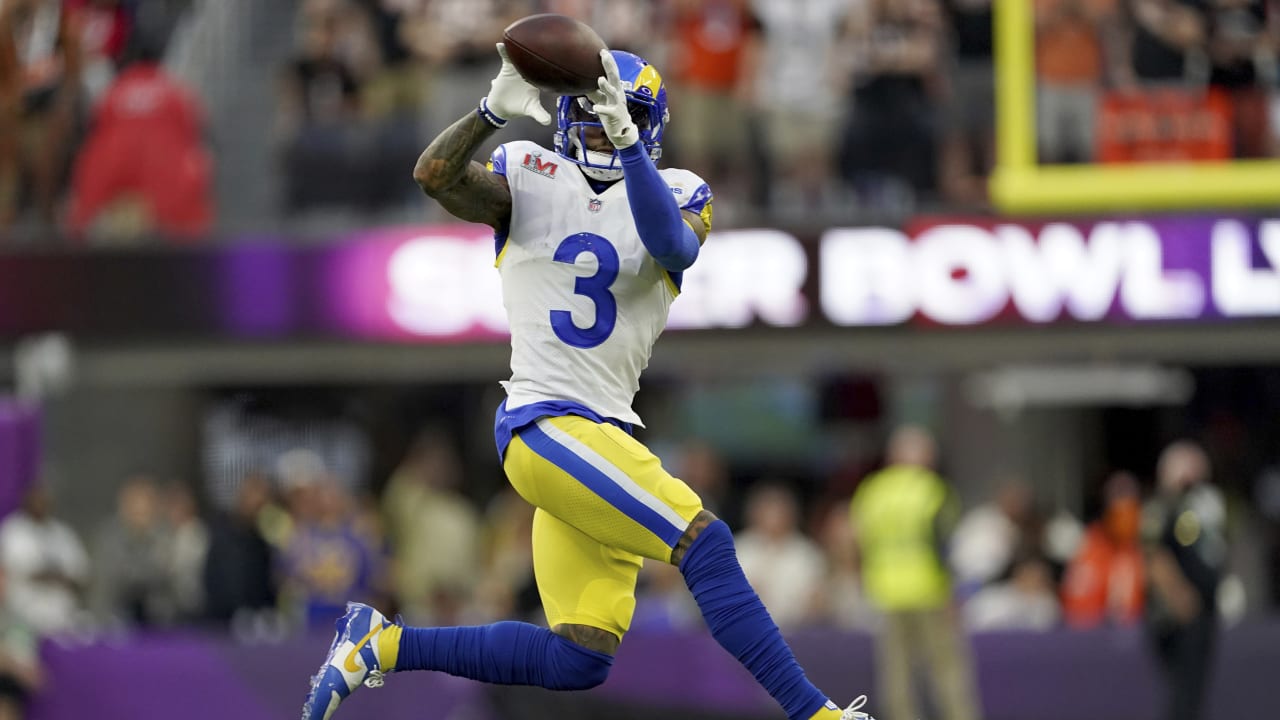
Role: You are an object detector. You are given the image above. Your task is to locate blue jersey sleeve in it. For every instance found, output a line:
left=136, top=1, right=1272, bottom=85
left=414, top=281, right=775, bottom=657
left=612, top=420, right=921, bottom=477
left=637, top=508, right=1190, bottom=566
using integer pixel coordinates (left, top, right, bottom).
left=618, top=143, right=699, bottom=272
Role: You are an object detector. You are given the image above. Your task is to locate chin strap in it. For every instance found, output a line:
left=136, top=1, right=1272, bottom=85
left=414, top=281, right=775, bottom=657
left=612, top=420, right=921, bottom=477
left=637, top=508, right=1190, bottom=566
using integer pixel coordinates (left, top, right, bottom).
left=569, top=135, right=623, bottom=181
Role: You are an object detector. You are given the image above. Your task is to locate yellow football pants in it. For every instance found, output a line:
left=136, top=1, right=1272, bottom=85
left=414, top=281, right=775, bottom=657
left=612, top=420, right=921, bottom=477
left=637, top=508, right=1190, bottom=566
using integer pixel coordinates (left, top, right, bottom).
left=502, top=414, right=704, bottom=641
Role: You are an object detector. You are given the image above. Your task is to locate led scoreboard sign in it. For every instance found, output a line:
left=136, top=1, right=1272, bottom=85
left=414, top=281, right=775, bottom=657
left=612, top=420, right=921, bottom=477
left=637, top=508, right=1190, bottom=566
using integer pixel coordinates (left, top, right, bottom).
left=0, top=218, right=1277, bottom=341
left=821, top=219, right=1280, bottom=327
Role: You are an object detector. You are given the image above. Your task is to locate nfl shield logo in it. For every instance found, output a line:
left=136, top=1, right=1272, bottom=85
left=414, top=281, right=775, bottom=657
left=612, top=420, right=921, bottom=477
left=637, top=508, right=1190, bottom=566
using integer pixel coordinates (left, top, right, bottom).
left=587, top=198, right=602, bottom=213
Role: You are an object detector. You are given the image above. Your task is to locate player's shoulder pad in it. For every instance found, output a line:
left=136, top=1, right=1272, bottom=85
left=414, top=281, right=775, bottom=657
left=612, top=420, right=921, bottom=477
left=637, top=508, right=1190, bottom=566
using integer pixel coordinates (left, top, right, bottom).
left=661, top=167, right=713, bottom=234
left=660, top=167, right=713, bottom=214
left=488, top=140, right=545, bottom=176
left=487, top=144, right=510, bottom=176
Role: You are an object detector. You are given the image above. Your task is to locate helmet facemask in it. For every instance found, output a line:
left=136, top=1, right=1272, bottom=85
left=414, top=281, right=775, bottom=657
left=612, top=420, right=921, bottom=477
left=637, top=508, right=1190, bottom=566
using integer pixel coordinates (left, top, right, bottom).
left=554, top=89, right=667, bottom=182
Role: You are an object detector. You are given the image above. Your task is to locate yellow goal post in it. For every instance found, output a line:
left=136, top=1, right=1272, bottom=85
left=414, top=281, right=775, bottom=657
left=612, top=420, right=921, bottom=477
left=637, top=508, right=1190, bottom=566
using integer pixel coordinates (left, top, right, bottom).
left=989, top=0, right=1280, bottom=214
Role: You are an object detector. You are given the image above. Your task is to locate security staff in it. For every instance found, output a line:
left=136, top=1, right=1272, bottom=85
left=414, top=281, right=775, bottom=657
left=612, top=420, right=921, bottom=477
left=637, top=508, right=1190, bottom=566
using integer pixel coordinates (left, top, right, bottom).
left=851, top=425, right=980, bottom=720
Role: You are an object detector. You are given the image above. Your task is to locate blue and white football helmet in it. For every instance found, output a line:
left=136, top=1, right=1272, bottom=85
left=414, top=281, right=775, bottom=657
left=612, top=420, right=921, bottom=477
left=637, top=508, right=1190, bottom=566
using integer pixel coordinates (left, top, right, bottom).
left=554, top=50, right=669, bottom=182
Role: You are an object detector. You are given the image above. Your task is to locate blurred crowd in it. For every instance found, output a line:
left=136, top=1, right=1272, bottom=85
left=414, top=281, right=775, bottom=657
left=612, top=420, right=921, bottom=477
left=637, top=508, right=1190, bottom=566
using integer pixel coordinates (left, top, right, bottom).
left=0, top=420, right=1242, bottom=638
left=3, top=0, right=1279, bottom=242
left=0, top=415, right=1243, bottom=716
left=273, top=0, right=1280, bottom=226
left=0, top=0, right=206, bottom=244
left=1037, top=0, right=1278, bottom=164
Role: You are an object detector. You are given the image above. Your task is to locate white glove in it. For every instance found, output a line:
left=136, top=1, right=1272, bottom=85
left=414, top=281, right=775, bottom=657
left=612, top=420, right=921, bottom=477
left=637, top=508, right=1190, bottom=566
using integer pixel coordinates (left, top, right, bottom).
left=588, top=50, right=639, bottom=149
left=482, top=43, right=552, bottom=126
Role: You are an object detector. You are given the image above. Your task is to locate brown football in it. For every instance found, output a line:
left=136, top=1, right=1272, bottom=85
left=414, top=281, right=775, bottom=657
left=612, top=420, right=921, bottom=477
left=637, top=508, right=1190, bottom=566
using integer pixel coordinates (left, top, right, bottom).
left=502, top=14, right=608, bottom=96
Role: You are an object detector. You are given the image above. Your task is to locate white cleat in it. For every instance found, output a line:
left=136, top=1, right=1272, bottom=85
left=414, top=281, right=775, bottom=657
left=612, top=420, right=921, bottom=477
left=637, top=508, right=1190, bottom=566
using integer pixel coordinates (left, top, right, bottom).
left=300, top=602, right=399, bottom=720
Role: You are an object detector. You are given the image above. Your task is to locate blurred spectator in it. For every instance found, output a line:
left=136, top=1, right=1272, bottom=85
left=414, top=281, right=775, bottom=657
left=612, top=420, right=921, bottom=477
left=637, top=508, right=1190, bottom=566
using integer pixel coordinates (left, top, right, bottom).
left=813, top=502, right=875, bottom=630
left=543, top=0, right=659, bottom=56
left=64, top=0, right=132, bottom=102
left=664, top=0, right=762, bottom=214
left=276, top=0, right=426, bottom=218
left=850, top=425, right=980, bottom=720
left=0, top=11, right=14, bottom=233
left=749, top=0, right=853, bottom=214
left=734, top=482, right=825, bottom=629
left=964, top=552, right=1062, bottom=631
left=1204, top=0, right=1272, bottom=157
left=631, top=561, right=701, bottom=632
left=815, top=393, right=885, bottom=520
left=380, top=429, right=480, bottom=624
left=351, top=0, right=423, bottom=121
left=66, top=23, right=212, bottom=243
left=1098, top=2, right=1232, bottom=163
left=400, top=0, right=529, bottom=140
left=91, top=475, right=173, bottom=627
left=281, top=476, right=385, bottom=630
left=307, top=0, right=382, bottom=85
left=938, top=0, right=995, bottom=205
left=280, top=0, right=367, bottom=126
left=0, top=0, right=83, bottom=233
left=0, top=565, right=42, bottom=720
left=202, top=472, right=278, bottom=626
left=1256, top=464, right=1280, bottom=610
left=673, top=438, right=735, bottom=527
left=1035, top=0, right=1119, bottom=164
left=1043, top=505, right=1085, bottom=575
left=0, top=485, right=89, bottom=636
left=1061, top=471, right=1146, bottom=628
left=1143, top=440, right=1228, bottom=720
left=471, top=488, right=537, bottom=624
left=1127, top=0, right=1209, bottom=84
left=278, top=0, right=369, bottom=213
left=163, top=482, right=208, bottom=623
left=949, top=477, right=1036, bottom=595
left=840, top=0, right=943, bottom=209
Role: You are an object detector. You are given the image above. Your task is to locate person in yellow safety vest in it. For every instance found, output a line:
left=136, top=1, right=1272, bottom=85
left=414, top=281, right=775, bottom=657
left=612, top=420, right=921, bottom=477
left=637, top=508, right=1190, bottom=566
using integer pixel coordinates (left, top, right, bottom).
left=850, top=425, right=981, bottom=720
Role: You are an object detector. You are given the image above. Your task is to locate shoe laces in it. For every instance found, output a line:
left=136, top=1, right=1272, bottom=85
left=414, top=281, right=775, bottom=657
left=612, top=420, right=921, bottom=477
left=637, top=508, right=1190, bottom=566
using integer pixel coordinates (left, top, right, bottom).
left=363, top=670, right=386, bottom=689
left=841, top=695, right=870, bottom=720
left=361, top=615, right=402, bottom=690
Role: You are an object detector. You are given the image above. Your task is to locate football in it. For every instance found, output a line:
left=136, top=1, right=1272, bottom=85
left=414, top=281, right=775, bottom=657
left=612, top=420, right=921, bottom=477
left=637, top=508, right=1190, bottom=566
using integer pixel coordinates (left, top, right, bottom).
left=501, top=13, right=608, bottom=96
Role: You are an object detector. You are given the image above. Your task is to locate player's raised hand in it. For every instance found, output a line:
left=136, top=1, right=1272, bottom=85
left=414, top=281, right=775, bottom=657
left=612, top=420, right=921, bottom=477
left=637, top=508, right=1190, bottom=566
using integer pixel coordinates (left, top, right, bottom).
left=483, top=43, right=552, bottom=126
left=588, top=50, right=638, bottom=149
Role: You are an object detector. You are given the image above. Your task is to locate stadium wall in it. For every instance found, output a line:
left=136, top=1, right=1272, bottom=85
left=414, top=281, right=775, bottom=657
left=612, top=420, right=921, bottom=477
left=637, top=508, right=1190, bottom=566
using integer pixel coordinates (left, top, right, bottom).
left=27, top=622, right=1279, bottom=720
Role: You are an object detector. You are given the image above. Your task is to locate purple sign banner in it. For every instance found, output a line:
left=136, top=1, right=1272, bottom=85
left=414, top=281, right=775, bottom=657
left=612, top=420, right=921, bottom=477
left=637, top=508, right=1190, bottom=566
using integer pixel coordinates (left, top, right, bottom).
left=304, top=224, right=808, bottom=341
left=24, top=623, right=1280, bottom=720
left=321, top=224, right=509, bottom=342
left=0, top=216, right=1277, bottom=343
left=0, top=398, right=40, bottom=513
left=824, top=216, right=1280, bottom=327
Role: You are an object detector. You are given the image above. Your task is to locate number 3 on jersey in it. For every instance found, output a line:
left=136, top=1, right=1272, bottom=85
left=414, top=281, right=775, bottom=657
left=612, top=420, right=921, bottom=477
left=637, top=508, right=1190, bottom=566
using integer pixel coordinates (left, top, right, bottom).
left=551, top=233, right=618, bottom=349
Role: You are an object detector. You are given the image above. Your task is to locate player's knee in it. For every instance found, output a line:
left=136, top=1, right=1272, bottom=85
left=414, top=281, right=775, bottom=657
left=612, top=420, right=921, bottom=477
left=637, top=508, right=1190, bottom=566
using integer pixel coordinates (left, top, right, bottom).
left=563, top=655, right=611, bottom=690
left=547, top=634, right=613, bottom=690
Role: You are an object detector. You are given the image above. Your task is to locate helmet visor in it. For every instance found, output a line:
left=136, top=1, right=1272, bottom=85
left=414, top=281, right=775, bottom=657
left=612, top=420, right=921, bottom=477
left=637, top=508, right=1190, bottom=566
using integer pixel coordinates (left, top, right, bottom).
left=569, top=96, right=653, bottom=132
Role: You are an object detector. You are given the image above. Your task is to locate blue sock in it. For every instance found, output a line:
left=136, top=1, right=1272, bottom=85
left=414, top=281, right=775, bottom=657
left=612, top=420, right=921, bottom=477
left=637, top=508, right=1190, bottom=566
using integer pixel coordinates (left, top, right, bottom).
left=397, top=621, right=612, bottom=691
left=679, top=520, right=834, bottom=720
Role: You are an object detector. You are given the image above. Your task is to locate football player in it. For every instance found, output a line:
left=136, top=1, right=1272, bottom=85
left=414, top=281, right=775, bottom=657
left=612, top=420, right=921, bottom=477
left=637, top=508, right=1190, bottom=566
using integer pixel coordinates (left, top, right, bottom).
left=302, top=44, right=874, bottom=720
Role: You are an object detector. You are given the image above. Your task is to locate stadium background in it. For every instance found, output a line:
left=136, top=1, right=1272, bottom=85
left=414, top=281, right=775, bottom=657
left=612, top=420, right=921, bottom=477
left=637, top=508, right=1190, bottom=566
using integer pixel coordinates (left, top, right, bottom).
left=1, top=0, right=1279, bottom=718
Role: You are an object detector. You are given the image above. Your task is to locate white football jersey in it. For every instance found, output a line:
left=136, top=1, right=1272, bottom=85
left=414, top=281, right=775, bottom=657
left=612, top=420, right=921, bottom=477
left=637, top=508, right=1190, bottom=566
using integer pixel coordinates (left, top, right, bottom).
left=489, top=140, right=712, bottom=426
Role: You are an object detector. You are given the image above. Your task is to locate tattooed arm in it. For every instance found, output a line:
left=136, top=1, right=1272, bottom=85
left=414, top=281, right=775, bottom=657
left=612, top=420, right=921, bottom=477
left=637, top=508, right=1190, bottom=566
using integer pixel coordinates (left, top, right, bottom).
left=412, top=112, right=512, bottom=231
left=413, top=42, right=551, bottom=231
